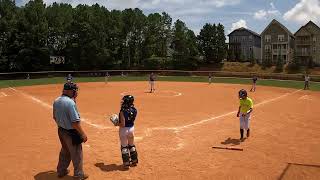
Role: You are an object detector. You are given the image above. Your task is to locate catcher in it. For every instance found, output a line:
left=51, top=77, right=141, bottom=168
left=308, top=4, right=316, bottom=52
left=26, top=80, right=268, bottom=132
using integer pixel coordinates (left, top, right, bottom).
left=112, top=95, right=138, bottom=168
left=236, top=89, right=253, bottom=140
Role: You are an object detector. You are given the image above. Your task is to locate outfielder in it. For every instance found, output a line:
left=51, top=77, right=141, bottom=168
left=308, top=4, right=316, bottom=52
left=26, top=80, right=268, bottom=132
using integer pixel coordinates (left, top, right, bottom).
left=105, top=72, right=110, bottom=84
left=208, top=73, right=213, bottom=84
left=237, top=89, right=253, bottom=140
left=118, top=95, right=138, bottom=168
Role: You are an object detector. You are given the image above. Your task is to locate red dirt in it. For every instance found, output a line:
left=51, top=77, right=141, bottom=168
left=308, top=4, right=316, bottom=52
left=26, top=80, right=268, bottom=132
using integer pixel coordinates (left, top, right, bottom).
left=0, top=82, right=320, bottom=180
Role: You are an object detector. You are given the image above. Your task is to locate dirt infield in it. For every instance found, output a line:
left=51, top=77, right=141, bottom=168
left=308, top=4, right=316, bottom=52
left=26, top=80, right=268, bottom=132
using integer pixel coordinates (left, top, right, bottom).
left=0, top=81, right=320, bottom=180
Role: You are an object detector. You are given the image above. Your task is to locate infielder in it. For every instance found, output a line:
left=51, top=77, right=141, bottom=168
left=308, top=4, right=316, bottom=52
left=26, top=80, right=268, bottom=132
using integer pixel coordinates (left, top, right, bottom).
left=304, top=74, right=310, bottom=90
left=237, top=89, right=253, bottom=140
left=119, top=95, right=138, bottom=168
left=66, top=74, right=73, bottom=83
left=149, top=72, right=156, bottom=93
left=250, top=76, right=258, bottom=92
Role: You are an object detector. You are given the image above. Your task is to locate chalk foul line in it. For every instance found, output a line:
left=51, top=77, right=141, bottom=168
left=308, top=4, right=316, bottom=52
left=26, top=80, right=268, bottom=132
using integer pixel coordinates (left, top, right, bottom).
left=9, top=87, right=113, bottom=130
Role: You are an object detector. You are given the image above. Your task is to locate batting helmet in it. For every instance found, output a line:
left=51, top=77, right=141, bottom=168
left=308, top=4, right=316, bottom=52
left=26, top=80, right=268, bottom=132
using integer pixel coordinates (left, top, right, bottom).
left=238, top=89, right=247, bottom=99
left=122, top=95, right=134, bottom=108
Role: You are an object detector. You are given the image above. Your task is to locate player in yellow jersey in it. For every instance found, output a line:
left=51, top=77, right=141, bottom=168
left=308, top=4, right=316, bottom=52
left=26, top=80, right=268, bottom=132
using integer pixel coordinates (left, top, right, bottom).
left=236, top=89, right=253, bottom=140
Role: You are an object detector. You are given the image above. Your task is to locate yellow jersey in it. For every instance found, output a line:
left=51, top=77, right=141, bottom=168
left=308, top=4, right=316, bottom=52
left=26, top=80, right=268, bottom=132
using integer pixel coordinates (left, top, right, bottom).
left=239, top=97, right=253, bottom=113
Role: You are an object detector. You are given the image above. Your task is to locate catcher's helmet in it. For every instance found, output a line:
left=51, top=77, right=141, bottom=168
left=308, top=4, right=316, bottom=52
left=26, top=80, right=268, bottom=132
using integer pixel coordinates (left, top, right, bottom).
left=63, top=82, right=78, bottom=91
left=238, top=89, right=247, bottom=99
left=122, top=95, right=134, bottom=108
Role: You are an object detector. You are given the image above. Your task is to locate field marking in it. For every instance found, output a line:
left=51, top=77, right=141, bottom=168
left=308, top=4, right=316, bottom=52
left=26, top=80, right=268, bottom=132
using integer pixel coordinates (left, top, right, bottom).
left=298, top=95, right=312, bottom=100
left=8, top=86, right=302, bottom=151
left=1, top=92, right=8, bottom=97
left=9, top=87, right=113, bottom=130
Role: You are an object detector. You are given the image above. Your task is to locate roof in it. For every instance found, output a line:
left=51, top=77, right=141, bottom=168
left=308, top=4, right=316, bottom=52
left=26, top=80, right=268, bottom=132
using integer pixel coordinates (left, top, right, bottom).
left=261, top=19, right=294, bottom=37
left=228, top=27, right=261, bottom=37
left=294, top=20, right=320, bottom=36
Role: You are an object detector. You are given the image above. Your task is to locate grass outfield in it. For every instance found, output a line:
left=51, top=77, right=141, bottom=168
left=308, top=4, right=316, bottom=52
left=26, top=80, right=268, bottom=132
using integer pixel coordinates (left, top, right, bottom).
left=0, top=76, right=319, bottom=91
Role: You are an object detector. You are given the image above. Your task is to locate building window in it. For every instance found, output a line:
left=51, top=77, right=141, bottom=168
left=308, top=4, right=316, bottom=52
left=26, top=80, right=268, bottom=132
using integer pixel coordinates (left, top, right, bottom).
left=249, top=46, right=253, bottom=51
left=265, top=35, right=271, bottom=42
left=249, top=35, right=253, bottom=41
left=313, top=47, right=316, bottom=52
left=265, top=45, right=271, bottom=51
left=265, top=55, right=270, bottom=60
left=278, top=35, right=285, bottom=42
left=313, top=37, right=316, bottom=42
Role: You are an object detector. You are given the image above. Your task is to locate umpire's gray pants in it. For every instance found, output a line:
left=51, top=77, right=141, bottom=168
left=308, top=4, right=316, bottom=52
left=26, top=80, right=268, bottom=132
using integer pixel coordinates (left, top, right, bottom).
left=57, top=128, right=84, bottom=177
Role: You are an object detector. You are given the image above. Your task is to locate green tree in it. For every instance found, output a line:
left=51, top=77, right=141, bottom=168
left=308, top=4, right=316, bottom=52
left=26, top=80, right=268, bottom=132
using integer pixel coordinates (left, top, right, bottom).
left=216, top=23, right=227, bottom=62
left=171, top=19, right=199, bottom=69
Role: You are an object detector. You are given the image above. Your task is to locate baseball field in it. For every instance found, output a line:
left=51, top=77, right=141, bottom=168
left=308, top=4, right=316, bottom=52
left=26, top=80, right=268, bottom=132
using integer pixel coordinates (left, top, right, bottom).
left=0, top=76, right=320, bottom=180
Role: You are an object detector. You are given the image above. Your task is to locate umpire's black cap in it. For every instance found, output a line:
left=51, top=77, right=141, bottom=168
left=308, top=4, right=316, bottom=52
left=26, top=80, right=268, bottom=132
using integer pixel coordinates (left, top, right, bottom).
left=63, top=82, right=78, bottom=91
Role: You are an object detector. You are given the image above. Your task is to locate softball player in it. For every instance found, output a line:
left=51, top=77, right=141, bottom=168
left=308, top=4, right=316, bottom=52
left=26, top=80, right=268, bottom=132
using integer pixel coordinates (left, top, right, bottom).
left=304, top=74, right=310, bottom=90
left=208, top=73, right=213, bottom=84
left=250, top=76, right=258, bottom=92
left=149, top=72, right=156, bottom=93
left=119, top=95, right=138, bottom=168
left=105, top=72, right=110, bottom=84
left=236, top=89, right=253, bottom=140
left=66, top=74, right=73, bottom=83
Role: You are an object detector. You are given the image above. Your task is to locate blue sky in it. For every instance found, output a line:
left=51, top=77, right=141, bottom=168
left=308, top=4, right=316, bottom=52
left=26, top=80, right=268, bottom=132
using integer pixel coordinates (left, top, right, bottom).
left=16, top=0, right=320, bottom=35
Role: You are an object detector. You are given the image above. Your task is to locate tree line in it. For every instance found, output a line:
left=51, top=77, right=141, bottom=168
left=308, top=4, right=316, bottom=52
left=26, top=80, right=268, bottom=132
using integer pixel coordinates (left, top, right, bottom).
left=0, top=0, right=227, bottom=72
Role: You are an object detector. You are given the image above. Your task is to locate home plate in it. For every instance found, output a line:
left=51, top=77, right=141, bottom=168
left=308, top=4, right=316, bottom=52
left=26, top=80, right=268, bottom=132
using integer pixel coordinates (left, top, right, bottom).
left=135, top=137, right=144, bottom=141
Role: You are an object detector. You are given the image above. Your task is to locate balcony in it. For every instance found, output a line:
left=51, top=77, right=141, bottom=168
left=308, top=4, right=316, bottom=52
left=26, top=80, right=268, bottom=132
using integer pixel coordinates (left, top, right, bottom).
left=272, top=49, right=287, bottom=55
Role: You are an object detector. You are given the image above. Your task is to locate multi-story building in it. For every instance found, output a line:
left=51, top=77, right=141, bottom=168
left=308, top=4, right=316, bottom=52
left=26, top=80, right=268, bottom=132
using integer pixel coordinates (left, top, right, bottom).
left=261, top=19, right=295, bottom=64
left=294, top=21, right=320, bottom=65
left=228, top=27, right=261, bottom=61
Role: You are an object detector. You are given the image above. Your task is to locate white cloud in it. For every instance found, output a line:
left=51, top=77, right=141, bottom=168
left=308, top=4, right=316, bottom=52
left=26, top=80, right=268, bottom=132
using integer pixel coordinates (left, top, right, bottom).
left=284, top=0, right=320, bottom=24
left=254, top=10, right=267, bottom=20
left=228, top=19, right=247, bottom=33
left=253, top=2, right=281, bottom=20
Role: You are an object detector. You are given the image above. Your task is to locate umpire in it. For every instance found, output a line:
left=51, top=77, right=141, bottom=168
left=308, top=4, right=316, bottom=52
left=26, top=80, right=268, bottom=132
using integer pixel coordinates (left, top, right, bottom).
left=53, top=83, right=88, bottom=179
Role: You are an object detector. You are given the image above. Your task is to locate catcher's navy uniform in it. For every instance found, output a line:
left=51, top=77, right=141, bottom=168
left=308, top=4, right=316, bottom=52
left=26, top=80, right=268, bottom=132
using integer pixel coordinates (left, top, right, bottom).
left=119, top=95, right=138, bottom=168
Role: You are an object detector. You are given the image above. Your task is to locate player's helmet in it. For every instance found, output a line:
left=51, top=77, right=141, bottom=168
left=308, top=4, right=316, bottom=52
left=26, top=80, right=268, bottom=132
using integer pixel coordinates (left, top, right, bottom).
left=122, top=95, right=134, bottom=109
left=238, top=89, right=247, bottom=99
left=63, top=82, right=78, bottom=91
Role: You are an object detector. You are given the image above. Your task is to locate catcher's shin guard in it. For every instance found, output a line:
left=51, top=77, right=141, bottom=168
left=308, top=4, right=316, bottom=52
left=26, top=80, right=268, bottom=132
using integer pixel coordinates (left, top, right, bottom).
left=129, top=145, right=138, bottom=165
left=121, top=146, right=130, bottom=167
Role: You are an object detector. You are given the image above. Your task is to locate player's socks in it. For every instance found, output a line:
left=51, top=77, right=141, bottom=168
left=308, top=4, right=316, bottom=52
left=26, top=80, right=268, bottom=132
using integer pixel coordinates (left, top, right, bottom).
left=240, top=129, right=244, bottom=140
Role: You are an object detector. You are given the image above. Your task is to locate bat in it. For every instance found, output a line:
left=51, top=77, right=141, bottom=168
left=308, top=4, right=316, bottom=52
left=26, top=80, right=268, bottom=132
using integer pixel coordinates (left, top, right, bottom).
left=212, top=146, right=243, bottom=151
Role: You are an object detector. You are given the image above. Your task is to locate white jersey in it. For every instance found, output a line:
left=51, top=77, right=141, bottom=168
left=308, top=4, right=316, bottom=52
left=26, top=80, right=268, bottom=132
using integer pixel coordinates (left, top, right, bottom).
left=305, top=76, right=310, bottom=82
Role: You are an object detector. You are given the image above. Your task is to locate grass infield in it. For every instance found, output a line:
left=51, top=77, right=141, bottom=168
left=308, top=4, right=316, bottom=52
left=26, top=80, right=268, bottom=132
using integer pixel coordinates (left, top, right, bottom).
left=0, top=76, right=319, bottom=91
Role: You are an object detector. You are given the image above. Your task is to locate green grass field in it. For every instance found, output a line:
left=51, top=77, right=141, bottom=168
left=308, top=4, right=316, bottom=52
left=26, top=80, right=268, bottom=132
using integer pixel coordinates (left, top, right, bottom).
left=0, top=76, right=319, bottom=91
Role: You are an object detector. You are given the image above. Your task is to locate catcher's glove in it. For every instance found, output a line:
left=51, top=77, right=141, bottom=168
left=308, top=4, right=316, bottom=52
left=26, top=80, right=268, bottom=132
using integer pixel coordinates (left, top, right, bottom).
left=110, top=114, right=119, bottom=126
